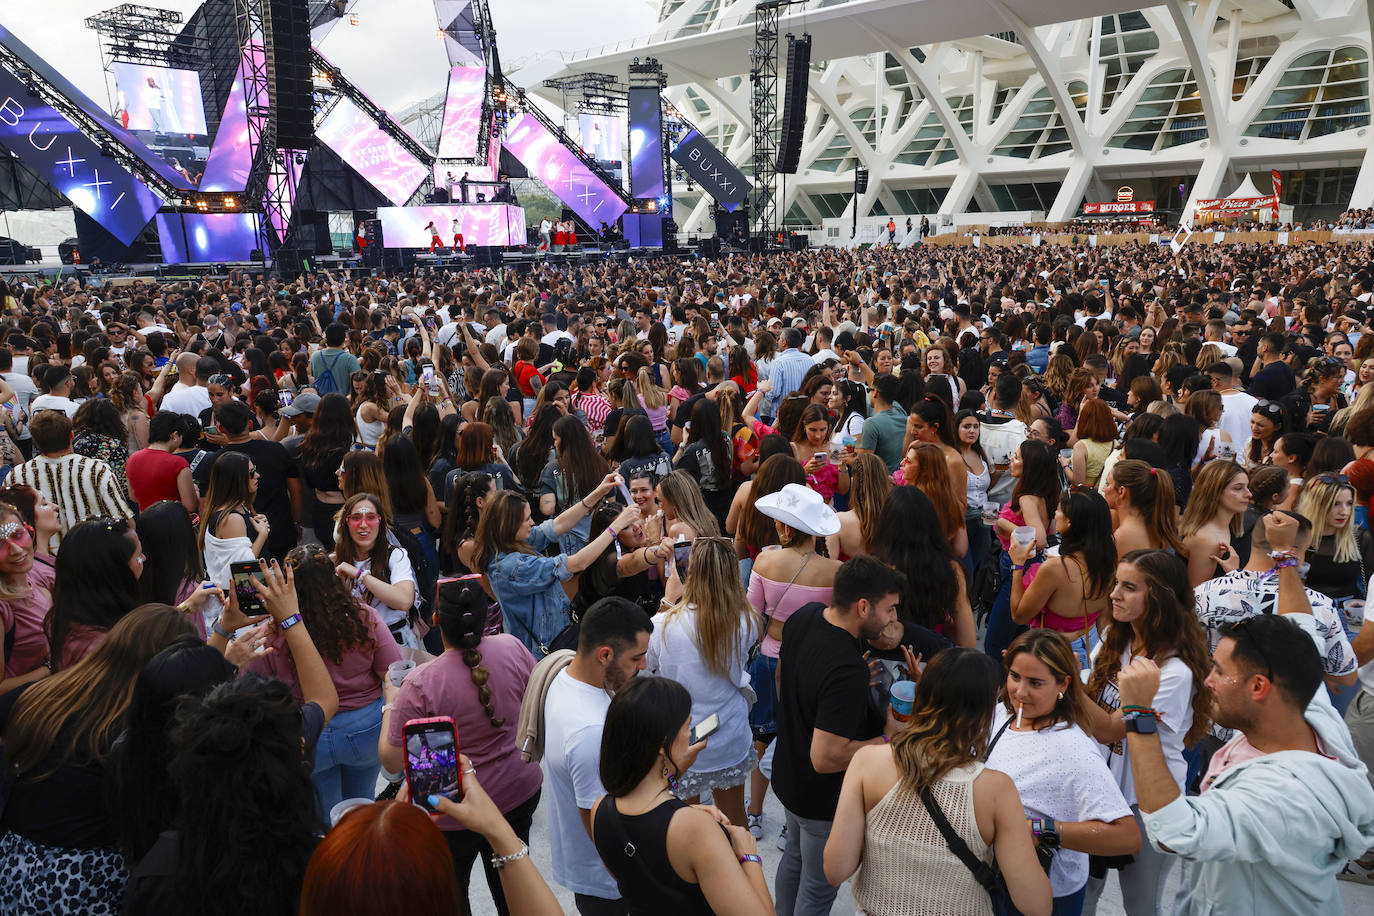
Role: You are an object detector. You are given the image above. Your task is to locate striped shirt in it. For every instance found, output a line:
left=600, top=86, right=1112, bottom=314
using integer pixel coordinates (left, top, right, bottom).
left=6, top=454, right=134, bottom=536
left=764, top=347, right=815, bottom=417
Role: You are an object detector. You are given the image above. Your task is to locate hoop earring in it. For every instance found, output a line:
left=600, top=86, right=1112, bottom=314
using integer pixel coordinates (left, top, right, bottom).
left=662, top=764, right=679, bottom=793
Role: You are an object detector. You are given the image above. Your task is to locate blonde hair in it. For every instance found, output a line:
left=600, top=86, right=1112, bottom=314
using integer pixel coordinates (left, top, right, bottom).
left=848, top=454, right=892, bottom=554
left=1297, top=476, right=1360, bottom=563
left=635, top=367, right=665, bottom=409
left=664, top=538, right=755, bottom=678
left=657, top=470, right=721, bottom=537
left=1180, top=460, right=1246, bottom=540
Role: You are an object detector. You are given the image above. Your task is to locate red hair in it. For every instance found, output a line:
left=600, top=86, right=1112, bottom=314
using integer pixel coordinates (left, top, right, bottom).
left=300, top=800, right=460, bottom=916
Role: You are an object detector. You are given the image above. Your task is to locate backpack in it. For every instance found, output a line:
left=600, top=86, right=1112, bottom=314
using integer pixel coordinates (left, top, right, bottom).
left=391, top=524, right=438, bottom=634
left=313, top=350, right=343, bottom=395
left=970, top=540, right=1003, bottom=627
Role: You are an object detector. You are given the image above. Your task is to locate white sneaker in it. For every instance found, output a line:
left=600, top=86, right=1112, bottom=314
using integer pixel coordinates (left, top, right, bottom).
left=777, top=823, right=788, bottom=851
left=748, top=814, right=763, bottom=839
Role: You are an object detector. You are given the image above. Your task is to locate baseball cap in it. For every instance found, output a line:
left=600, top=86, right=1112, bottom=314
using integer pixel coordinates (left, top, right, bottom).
left=281, top=391, right=320, bottom=417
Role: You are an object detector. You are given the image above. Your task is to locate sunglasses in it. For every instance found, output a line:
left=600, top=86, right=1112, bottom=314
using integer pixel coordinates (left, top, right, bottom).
left=1314, top=473, right=1351, bottom=486
left=347, top=512, right=381, bottom=525
left=0, top=521, right=32, bottom=560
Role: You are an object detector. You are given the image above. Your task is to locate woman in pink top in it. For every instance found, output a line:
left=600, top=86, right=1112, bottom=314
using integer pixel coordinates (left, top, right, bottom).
left=380, top=577, right=542, bottom=916
left=248, top=544, right=401, bottom=817
left=743, top=483, right=841, bottom=840
left=0, top=501, right=53, bottom=693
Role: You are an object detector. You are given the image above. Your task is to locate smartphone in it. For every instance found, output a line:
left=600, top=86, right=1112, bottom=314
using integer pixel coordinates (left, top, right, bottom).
left=228, top=561, right=267, bottom=616
left=673, top=539, right=691, bottom=582
left=690, top=712, right=720, bottom=745
left=421, top=363, right=438, bottom=395
left=278, top=390, right=293, bottom=409
left=404, top=716, right=462, bottom=810
left=204, top=424, right=220, bottom=437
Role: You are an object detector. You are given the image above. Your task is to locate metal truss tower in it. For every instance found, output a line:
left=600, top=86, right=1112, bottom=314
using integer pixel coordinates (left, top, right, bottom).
left=234, top=0, right=292, bottom=255
left=750, top=1, right=779, bottom=243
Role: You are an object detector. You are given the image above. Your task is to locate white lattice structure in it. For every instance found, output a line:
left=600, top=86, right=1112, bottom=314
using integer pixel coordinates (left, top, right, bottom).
left=535, top=0, right=1373, bottom=233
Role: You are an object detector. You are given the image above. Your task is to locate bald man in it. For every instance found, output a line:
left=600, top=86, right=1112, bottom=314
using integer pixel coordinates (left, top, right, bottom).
left=159, top=353, right=215, bottom=419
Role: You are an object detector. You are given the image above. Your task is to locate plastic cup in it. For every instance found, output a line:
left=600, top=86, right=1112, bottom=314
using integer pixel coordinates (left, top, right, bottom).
left=329, top=797, right=373, bottom=827
left=1217, top=443, right=1236, bottom=461
left=1012, top=526, right=1036, bottom=548
left=982, top=501, right=1000, bottom=526
left=842, top=435, right=857, bottom=450
left=388, top=659, right=416, bottom=687
left=1344, top=599, right=1366, bottom=633
left=890, top=680, right=916, bottom=722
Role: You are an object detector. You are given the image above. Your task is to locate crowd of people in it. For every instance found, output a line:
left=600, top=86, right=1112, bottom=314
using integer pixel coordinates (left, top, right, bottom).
left=0, top=236, right=1372, bottom=916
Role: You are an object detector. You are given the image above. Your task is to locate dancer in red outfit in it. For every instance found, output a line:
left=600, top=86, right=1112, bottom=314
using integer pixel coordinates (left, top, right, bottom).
left=451, top=218, right=466, bottom=253
left=425, top=221, right=444, bottom=252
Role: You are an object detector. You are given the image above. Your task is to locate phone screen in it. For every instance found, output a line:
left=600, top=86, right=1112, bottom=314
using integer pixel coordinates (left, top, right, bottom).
left=278, top=390, right=293, bottom=408
left=228, top=561, right=266, bottom=616
left=673, top=541, right=691, bottom=582
left=690, top=712, right=720, bottom=745
left=405, top=718, right=461, bottom=810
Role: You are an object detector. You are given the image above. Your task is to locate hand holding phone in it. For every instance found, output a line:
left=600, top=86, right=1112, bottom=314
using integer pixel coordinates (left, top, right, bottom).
left=690, top=712, right=720, bottom=746
left=229, top=561, right=267, bottom=616
left=673, top=538, right=691, bottom=582
left=405, top=716, right=462, bottom=811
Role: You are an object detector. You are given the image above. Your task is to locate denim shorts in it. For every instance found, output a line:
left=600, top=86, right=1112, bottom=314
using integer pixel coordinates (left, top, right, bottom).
left=748, top=652, right=779, bottom=741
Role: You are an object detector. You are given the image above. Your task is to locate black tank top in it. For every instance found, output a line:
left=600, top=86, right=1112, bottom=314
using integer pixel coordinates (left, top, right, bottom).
left=593, top=797, right=715, bottom=916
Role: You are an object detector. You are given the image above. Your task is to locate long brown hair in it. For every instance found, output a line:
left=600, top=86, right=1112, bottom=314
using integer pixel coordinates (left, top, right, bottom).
left=473, top=490, right=537, bottom=572
left=333, top=493, right=393, bottom=585
left=1109, top=459, right=1184, bottom=553
left=2, top=605, right=194, bottom=779
left=657, top=470, right=721, bottom=537
left=1179, top=460, right=1246, bottom=540
left=849, top=453, right=892, bottom=553
left=891, top=648, right=1001, bottom=793
left=1001, top=629, right=1084, bottom=731
left=1085, top=550, right=1212, bottom=746
left=664, top=538, right=754, bottom=678
left=907, top=443, right=962, bottom=541
left=340, top=451, right=393, bottom=518
left=285, top=545, right=375, bottom=664
left=736, top=455, right=805, bottom=552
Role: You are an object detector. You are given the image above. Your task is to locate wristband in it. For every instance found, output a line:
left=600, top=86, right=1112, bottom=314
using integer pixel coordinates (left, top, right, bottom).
left=279, top=613, right=303, bottom=631
left=739, top=854, right=763, bottom=866
left=211, top=617, right=236, bottom=641
left=1120, top=705, right=1158, bottom=717
left=1011, top=564, right=1027, bottom=572
left=606, top=525, right=619, bottom=540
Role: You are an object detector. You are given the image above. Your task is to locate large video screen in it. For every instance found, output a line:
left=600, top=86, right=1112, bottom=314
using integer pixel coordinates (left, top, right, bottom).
left=437, top=65, right=485, bottom=159
left=0, top=24, right=192, bottom=193
left=579, top=113, right=623, bottom=167
left=111, top=62, right=210, bottom=187
left=155, top=212, right=261, bottom=263
left=628, top=87, right=663, bottom=200
left=503, top=113, right=627, bottom=227
left=199, top=43, right=262, bottom=193
left=377, top=204, right=526, bottom=247
left=316, top=98, right=429, bottom=205
left=0, top=65, right=162, bottom=245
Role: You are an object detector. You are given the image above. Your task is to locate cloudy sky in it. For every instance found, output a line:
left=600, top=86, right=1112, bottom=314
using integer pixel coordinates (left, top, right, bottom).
left=14, top=0, right=658, bottom=115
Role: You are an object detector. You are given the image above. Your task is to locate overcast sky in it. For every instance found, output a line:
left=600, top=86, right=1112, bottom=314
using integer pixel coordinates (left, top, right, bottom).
left=14, top=0, right=658, bottom=115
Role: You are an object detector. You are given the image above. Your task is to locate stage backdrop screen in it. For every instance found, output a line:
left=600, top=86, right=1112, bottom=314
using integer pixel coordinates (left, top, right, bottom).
left=503, top=113, right=627, bottom=227
left=316, top=98, right=429, bottom=205
left=0, top=24, right=193, bottom=193
left=377, top=204, right=526, bottom=247
left=579, top=113, right=623, bottom=167
left=628, top=87, right=663, bottom=200
left=437, top=65, right=485, bottom=159
left=671, top=129, right=750, bottom=212
left=0, top=65, right=162, bottom=245
left=111, top=62, right=210, bottom=187
left=155, top=212, right=261, bottom=263
left=199, top=42, right=261, bottom=192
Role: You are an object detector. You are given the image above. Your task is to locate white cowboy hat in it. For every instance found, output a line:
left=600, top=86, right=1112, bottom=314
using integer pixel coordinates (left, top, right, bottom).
left=754, top=483, right=840, bottom=537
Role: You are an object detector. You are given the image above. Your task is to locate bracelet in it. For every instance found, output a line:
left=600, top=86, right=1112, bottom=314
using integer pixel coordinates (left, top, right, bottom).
left=739, top=854, right=763, bottom=866
left=643, top=546, right=653, bottom=565
left=279, top=613, right=303, bottom=631
left=490, top=843, right=530, bottom=870
left=582, top=495, right=595, bottom=510
left=881, top=734, right=891, bottom=743
left=211, top=617, right=236, bottom=641
left=606, top=525, right=619, bottom=539
left=1120, top=705, right=1158, bottom=717
left=1011, top=564, right=1026, bottom=572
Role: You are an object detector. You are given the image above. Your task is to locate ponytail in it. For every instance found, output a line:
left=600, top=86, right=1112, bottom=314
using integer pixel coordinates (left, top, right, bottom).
left=1112, top=459, right=1184, bottom=554
left=436, top=579, right=503, bottom=729
left=636, top=367, right=665, bottom=409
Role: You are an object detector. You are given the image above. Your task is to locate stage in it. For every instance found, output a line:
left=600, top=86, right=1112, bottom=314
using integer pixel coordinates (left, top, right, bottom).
left=378, top=203, right=526, bottom=249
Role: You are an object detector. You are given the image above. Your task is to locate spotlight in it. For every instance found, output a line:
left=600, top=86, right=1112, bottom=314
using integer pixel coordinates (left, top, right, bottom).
left=223, top=196, right=238, bottom=210
left=195, top=199, right=209, bottom=212
left=348, top=14, right=360, bottom=25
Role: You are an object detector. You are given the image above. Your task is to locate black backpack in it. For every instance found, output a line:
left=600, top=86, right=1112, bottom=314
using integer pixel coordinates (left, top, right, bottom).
left=970, top=541, right=1004, bottom=627
left=390, top=525, right=438, bottom=633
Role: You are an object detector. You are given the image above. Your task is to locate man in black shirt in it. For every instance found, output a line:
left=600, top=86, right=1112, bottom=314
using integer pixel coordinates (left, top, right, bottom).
left=773, top=556, right=903, bottom=916
left=205, top=401, right=302, bottom=561
left=1249, top=331, right=1297, bottom=400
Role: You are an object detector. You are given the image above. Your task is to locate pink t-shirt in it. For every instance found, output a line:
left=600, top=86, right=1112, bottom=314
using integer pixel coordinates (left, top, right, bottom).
left=62, top=622, right=108, bottom=669
left=247, top=603, right=402, bottom=711
left=747, top=546, right=834, bottom=658
left=0, top=558, right=54, bottom=678
left=386, top=634, right=542, bottom=828
left=1200, top=731, right=1334, bottom=792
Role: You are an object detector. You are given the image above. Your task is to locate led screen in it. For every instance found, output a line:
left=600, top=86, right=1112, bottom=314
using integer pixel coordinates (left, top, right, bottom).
left=503, top=113, right=627, bottom=227
left=0, top=24, right=192, bottom=192
left=628, top=87, right=663, bottom=200
left=316, top=98, right=429, bottom=205
left=377, top=204, right=526, bottom=247
left=0, top=66, right=162, bottom=245
left=671, top=129, right=749, bottom=212
left=155, top=212, right=261, bottom=263
left=111, top=63, right=207, bottom=135
left=199, top=43, right=262, bottom=192
left=579, top=113, right=623, bottom=166
left=437, top=65, right=485, bottom=159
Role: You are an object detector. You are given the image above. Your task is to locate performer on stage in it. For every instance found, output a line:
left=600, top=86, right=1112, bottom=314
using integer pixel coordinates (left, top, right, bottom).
left=451, top=218, right=466, bottom=253
left=459, top=172, right=470, bottom=204
left=553, top=220, right=566, bottom=251
left=567, top=220, right=578, bottom=247
left=539, top=217, right=552, bottom=251
left=355, top=222, right=368, bottom=250
left=425, top=220, right=444, bottom=252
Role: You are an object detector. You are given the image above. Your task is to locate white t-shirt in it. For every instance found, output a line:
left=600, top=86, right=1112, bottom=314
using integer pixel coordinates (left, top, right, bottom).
left=29, top=394, right=80, bottom=418
left=648, top=607, right=757, bottom=773
left=159, top=383, right=213, bottom=420
left=351, top=545, right=416, bottom=628
left=543, top=669, right=619, bottom=899
left=1217, top=390, right=1259, bottom=450
left=985, top=707, right=1132, bottom=897
left=1088, top=633, right=1196, bottom=806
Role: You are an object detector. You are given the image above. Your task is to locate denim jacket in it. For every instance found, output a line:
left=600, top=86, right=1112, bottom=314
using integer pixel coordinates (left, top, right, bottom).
left=487, top=519, right=572, bottom=658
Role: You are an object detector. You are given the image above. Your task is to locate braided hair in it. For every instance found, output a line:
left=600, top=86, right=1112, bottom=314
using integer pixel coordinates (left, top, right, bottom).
left=436, top=578, right=503, bottom=729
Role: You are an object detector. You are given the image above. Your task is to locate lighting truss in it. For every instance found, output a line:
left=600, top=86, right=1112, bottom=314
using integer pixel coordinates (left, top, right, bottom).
left=85, top=4, right=208, bottom=70
left=751, top=1, right=780, bottom=242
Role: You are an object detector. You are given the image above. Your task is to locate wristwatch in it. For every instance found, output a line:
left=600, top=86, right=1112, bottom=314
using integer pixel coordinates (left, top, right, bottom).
left=1031, top=817, right=1060, bottom=850
left=1123, top=711, right=1158, bottom=735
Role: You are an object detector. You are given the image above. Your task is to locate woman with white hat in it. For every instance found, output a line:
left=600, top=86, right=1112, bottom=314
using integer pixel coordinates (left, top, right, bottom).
left=742, top=483, right=842, bottom=844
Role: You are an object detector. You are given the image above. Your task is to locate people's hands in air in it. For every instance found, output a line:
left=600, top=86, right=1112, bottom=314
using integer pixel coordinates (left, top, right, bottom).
left=223, top=621, right=271, bottom=668
left=1117, top=657, right=1162, bottom=709
left=217, top=579, right=270, bottom=632
left=1008, top=536, right=1034, bottom=567
left=611, top=504, right=642, bottom=535
left=251, top=558, right=300, bottom=624
left=1262, top=510, right=1299, bottom=554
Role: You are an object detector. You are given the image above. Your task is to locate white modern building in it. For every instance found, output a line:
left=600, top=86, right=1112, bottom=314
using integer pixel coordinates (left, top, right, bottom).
left=527, top=0, right=1373, bottom=233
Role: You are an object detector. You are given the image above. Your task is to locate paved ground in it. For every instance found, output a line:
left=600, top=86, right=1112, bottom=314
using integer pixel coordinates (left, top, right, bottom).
left=451, top=776, right=1374, bottom=915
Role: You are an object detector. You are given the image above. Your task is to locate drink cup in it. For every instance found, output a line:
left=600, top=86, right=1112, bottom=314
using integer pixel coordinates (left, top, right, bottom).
left=842, top=435, right=857, bottom=451
left=388, top=659, right=416, bottom=687
left=1217, top=442, right=1236, bottom=461
left=1012, top=526, right=1036, bottom=549
left=890, top=680, right=916, bottom=722
left=982, top=501, right=1000, bottom=526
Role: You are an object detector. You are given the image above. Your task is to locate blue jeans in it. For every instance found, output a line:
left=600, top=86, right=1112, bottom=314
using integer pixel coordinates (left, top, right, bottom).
left=983, top=550, right=1025, bottom=664
left=965, top=514, right=991, bottom=583
left=313, top=696, right=384, bottom=818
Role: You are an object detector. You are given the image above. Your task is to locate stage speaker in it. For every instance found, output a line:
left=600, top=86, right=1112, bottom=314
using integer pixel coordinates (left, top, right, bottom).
left=698, top=237, right=721, bottom=257
left=749, top=237, right=767, bottom=254
left=267, top=0, right=314, bottom=150
left=789, top=233, right=807, bottom=251
left=775, top=34, right=811, bottom=174
left=855, top=168, right=869, bottom=194
left=473, top=246, right=501, bottom=266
